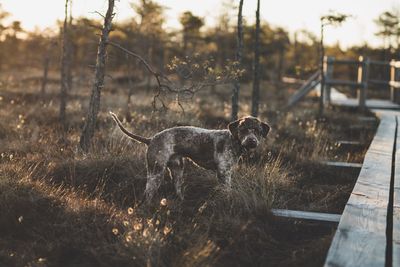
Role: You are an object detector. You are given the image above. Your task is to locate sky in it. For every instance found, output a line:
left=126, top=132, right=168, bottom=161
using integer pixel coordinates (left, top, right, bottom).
left=1, top=0, right=399, bottom=48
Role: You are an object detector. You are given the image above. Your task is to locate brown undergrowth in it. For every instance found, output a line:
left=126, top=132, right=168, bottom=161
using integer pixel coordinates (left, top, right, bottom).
left=0, top=76, right=376, bottom=266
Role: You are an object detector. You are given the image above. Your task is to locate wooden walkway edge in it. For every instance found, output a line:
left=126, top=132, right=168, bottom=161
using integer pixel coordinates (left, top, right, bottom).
left=393, top=117, right=400, bottom=266
left=324, top=114, right=397, bottom=267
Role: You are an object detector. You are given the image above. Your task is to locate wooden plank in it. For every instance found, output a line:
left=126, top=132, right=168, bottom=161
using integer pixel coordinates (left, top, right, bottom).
left=393, top=116, right=400, bottom=266
left=329, top=58, right=392, bottom=66
left=349, top=124, right=375, bottom=130
left=324, top=115, right=396, bottom=267
left=358, top=116, right=377, bottom=123
left=332, top=59, right=361, bottom=65
left=287, top=70, right=320, bottom=108
left=370, top=59, right=391, bottom=66
left=336, top=140, right=362, bottom=147
left=322, top=161, right=362, bottom=169
left=332, top=99, right=400, bottom=110
left=271, top=209, right=341, bottom=223
left=325, top=79, right=361, bottom=87
left=368, top=79, right=390, bottom=86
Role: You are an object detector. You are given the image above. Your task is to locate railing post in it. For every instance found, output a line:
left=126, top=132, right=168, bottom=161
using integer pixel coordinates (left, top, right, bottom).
left=323, top=56, right=334, bottom=104
left=396, top=65, right=400, bottom=105
left=357, top=56, right=369, bottom=111
left=390, top=60, right=399, bottom=103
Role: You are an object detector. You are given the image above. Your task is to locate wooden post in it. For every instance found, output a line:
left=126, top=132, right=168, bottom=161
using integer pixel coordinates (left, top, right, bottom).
left=396, top=66, right=400, bottom=104
left=323, top=56, right=334, bottom=104
left=390, top=60, right=395, bottom=102
left=357, top=56, right=369, bottom=111
left=390, top=60, right=399, bottom=103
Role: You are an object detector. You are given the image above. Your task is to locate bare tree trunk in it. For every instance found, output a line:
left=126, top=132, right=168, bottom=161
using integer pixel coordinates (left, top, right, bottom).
left=79, top=0, right=115, bottom=152
left=146, top=40, right=153, bottom=91
left=183, top=32, right=188, bottom=56
left=319, top=22, right=325, bottom=116
left=41, top=41, right=55, bottom=97
left=251, top=0, right=261, bottom=117
left=293, top=32, right=299, bottom=75
left=59, top=0, right=70, bottom=131
left=126, top=59, right=134, bottom=122
left=159, top=42, right=165, bottom=73
left=277, top=47, right=285, bottom=82
left=231, top=0, right=244, bottom=121
left=67, top=0, right=73, bottom=92
left=41, top=53, right=50, bottom=96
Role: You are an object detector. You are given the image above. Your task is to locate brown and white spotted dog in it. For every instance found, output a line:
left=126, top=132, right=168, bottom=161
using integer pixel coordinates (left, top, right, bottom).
left=110, top=112, right=270, bottom=203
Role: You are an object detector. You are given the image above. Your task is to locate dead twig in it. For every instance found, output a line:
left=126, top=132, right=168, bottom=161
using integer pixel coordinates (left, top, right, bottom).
left=107, top=41, right=240, bottom=113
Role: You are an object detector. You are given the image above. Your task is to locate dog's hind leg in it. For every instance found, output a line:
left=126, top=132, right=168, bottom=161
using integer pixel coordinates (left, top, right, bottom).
left=144, top=144, right=172, bottom=204
left=168, top=157, right=185, bottom=200
left=144, top=158, right=167, bottom=204
left=144, top=168, right=165, bottom=204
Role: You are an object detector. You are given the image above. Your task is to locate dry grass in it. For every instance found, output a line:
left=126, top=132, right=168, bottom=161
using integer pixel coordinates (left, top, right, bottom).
left=0, top=72, right=376, bottom=266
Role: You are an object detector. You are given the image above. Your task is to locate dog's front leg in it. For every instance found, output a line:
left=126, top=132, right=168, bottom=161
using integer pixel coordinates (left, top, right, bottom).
left=217, top=164, right=233, bottom=187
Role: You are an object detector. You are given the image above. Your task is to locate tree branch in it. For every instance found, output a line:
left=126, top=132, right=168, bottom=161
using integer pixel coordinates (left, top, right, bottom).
left=107, top=41, right=239, bottom=113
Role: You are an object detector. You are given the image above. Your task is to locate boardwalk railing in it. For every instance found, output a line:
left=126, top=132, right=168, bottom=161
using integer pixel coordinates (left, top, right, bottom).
left=287, top=70, right=320, bottom=108
left=323, top=56, right=400, bottom=110
left=287, top=56, right=400, bottom=109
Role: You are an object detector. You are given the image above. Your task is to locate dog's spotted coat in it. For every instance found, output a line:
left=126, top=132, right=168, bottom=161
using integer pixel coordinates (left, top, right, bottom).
left=110, top=112, right=270, bottom=203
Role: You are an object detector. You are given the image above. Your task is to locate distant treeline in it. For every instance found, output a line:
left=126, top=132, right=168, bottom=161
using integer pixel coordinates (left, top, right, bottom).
left=0, top=2, right=398, bottom=82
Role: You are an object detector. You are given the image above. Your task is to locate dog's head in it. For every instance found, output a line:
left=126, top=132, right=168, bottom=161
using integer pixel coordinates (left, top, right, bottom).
left=228, top=116, right=270, bottom=150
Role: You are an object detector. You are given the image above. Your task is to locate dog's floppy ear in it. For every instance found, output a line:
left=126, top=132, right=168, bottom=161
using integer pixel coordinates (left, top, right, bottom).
left=260, top=122, right=270, bottom=137
left=228, top=119, right=241, bottom=137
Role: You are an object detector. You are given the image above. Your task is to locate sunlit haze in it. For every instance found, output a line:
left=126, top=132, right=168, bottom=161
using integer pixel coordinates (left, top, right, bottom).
left=2, top=0, right=399, bottom=48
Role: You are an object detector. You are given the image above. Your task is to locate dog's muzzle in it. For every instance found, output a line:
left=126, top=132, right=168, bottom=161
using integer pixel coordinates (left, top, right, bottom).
left=242, top=136, right=259, bottom=149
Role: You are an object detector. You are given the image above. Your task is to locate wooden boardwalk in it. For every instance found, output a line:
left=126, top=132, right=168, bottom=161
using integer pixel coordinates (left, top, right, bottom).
left=319, top=56, right=400, bottom=265
left=324, top=79, right=400, bottom=266
left=394, top=121, right=400, bottom=266
left=284, top=56, right=400, bottom=265
left=324, top=113, right=397, bottom=267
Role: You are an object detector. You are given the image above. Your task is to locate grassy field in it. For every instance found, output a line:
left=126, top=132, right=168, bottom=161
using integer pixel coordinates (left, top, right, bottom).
left=0, top=71, right=377, bottom=267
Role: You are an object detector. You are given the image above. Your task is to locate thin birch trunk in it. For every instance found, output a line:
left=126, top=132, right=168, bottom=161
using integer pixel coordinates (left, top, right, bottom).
left=231, top=0, right=244, bottom=121
left=126, top=59, right=134, bottom=121
left=41, top=41, right=55, bottom=96
left=67, top=0, right=73, bottom=92
left=59, top=0, right=69, bottom=131
left=79, top=0, right=115, bottom=152
left=319, top=22, right=325, bottom=115
left=277, top=47, right=284, bottom=82
left=251, top=0, right=261, bottom=117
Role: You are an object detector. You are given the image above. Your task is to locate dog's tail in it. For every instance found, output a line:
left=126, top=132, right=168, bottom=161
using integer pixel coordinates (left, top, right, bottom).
left=110, top=112, right=151, bottom=145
